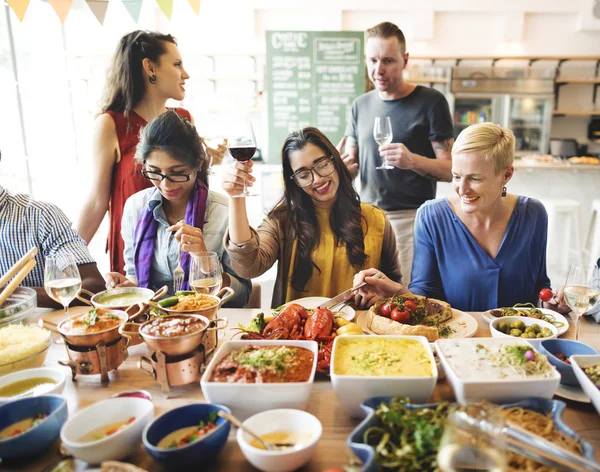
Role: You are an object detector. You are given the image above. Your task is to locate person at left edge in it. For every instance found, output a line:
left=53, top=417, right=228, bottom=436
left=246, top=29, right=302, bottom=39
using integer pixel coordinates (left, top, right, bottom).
left=0, top=151, right=106, bottom=308
left=105, top=111, right=251, bottom=307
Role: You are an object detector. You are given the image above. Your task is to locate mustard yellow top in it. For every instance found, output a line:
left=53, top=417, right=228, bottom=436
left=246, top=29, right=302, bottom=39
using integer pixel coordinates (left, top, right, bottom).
left=285, top=203, right=385, bottom=302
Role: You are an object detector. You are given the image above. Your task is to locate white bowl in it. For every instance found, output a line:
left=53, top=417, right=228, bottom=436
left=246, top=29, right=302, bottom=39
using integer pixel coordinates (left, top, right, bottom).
left=330, top=335, right=437, bottom=417
left=0, top=367, right=66, bottom=405
left=61, top=397, right=154, bottom=464
left=570, top=355, right=600, bottom=415
left=200, top=340, right=318, bottom=420
left=237, top=409, right=322, bottom=472
left=490, top=315, right=558, bottom=346
left=436, top=338, right=560, bottom=405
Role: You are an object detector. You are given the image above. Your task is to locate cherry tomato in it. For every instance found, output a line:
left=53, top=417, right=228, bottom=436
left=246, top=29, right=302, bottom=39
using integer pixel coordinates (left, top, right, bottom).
left=539, top=288, right=554, bottom=302
left=380, top=302, right=392, bottom=318
left=405, top=300, right=417, bottom=313
left=391, top=308, right=410, bottom=324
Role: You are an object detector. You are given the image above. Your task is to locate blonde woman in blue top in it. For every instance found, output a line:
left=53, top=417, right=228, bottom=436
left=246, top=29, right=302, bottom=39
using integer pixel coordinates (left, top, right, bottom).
left=353, top=122, right=570, bottom=313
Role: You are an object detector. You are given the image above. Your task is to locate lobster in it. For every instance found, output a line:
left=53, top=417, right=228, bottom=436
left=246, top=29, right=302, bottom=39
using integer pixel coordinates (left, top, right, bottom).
left=262, top=303, right=309, bottom=339
left=304, top=308, right=335, bottom=340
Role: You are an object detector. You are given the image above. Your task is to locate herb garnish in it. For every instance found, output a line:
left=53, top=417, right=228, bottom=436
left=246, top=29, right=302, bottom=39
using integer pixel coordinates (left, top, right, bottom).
left=83, top=309, right=99, bottom=327
left=230, top=346, right=298, bottom=376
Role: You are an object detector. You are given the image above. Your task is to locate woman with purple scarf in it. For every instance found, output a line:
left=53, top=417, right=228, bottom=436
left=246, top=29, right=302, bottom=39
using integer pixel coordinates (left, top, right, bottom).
left=105, top=110, right=251, bottom=307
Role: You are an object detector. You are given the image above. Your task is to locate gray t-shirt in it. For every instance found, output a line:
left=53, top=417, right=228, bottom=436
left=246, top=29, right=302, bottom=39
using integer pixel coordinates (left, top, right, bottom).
left=346, top=86, right=453, bottom=211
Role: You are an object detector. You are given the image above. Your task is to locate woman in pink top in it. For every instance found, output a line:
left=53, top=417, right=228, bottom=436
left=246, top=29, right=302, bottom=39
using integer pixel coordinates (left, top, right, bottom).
left=76, top=31, right=225, bottom=274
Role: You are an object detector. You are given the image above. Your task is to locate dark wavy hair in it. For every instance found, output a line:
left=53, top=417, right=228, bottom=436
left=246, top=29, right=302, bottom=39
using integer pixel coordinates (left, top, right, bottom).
left=101, top=31, right=177, bottom=117
left=134, top=110, right=208, bottom=186
left=270, top=127, right=368, bottom=292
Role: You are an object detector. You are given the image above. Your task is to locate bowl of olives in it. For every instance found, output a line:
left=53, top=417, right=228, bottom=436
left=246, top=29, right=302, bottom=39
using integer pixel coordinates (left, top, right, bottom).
left=490, top=316, right=558, bottom=346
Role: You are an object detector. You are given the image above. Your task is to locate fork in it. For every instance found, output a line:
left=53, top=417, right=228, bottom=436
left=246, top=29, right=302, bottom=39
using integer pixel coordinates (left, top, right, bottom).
left=173, top=240, right=185, bottom=293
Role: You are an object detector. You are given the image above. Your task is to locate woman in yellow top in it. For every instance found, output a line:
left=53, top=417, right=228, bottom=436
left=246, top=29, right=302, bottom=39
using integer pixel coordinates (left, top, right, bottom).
left=222, top=127, right=402, bottom=307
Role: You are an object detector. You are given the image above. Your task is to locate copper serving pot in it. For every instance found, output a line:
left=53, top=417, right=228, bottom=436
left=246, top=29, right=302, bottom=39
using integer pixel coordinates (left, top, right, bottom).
left=157, top=287, right=235, bottom=319
left=121, top=314, right=227, bottom=357
left=76, top=285, right=168, bottom=311
left=58, top=335, right=130, bottom=375
left=58, top=308, right=129, bottom=347
left=138, top=348, right=206, bottom=388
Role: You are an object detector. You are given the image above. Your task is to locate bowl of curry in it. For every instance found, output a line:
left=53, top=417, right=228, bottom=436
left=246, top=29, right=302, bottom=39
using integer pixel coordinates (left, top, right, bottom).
left=200, top=340, right=318, bottom=420
left=58, top=308, right=129, bottom=347
left=76, top=286, right=168, bottom=312
left=127, top=314, right=227, bottom=357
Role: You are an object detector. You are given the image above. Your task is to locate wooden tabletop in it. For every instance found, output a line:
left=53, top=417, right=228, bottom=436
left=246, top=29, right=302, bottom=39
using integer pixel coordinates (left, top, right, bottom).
left=11, top=306, right=600, bottom=471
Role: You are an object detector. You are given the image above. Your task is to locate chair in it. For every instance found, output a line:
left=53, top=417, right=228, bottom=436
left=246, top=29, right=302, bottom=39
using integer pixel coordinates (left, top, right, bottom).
left=245, top=282, right=262, bottom=309
left=584, top=199, right=600, bottom=268
left=539, top=198, right=584, bottom=274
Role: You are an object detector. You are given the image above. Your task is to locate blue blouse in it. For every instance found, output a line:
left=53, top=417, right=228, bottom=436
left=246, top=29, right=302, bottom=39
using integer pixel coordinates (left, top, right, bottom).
left=408, top=196, right=551, bottom=312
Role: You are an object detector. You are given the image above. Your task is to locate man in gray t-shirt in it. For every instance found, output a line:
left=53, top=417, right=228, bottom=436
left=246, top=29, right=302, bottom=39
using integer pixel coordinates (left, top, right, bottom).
left=342, top=22, right=454, bottom=284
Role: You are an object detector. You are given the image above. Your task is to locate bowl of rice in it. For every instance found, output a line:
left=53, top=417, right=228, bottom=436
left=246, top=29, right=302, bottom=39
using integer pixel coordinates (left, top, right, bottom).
left=0, top=324, right=52, bottom=375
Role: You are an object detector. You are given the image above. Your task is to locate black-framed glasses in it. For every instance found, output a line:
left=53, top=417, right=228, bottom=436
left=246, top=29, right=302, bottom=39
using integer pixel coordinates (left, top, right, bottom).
left=290, top=156, right=336, bottom=188
left=142, top=169, right=193, bottom=182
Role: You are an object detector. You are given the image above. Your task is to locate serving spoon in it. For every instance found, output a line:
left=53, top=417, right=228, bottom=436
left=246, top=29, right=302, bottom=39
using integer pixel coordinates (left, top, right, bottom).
left=217, top=411, right=295, bottom=451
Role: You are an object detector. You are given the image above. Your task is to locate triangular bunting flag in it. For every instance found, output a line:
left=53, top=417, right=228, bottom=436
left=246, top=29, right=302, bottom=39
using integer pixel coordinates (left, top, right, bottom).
left=122, top=0, right=143, bottom=23
left=155, top=0, right=173, bottom=19
left=86, top=0, right=109, bottom=24
left=48, top=0, right=73, bottom=23
left=187, top=0, right=200, bottom=14
left=7, top=0, right=30, bottom=22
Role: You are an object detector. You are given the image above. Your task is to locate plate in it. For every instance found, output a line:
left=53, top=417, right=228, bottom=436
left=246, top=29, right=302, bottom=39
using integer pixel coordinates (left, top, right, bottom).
left=482, top=307, right=569, bottom=337
left=554, top=383, right=591, bottom=404
left=355, top=308, right=478, bottom=338
left=284, top=296, right=356, bottom=321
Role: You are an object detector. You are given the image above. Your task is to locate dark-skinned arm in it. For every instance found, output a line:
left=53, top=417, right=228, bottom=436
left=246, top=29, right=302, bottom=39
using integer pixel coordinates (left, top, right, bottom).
left=35, top=263, right=106, bottom=309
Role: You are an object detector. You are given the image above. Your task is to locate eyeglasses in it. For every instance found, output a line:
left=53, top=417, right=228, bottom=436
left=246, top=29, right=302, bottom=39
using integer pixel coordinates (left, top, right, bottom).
left=290, top=156, right=336, bottom=188
left=142, top=169, right=193, bottom=182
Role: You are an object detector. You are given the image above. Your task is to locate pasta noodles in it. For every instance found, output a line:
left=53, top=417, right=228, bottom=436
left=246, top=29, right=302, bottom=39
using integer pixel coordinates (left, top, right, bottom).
left=171, top=294, right=217, bottom=311
left=501, top=407, right=584, bottom=472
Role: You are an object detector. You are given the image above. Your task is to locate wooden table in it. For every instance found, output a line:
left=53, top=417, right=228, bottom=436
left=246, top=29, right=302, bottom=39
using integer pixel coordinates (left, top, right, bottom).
left=12, top=307, right=600, bottom=471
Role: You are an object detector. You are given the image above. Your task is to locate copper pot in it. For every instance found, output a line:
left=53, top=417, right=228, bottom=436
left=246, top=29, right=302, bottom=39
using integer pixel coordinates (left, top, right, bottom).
left=58, top=308, right=129, bottom=347
left=58, top=335, right=130, bottom=375
left=120, top=314, right=227, bottom=357
left=76, top=285, right=168, bottom=311
left=158, top=287, right=235, bottom=319
left=138, top=348, right=206, bottom=387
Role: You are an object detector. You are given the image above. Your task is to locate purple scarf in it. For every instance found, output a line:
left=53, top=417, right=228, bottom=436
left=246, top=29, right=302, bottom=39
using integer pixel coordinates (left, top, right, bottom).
left=133, top=179, right=208, bottom=290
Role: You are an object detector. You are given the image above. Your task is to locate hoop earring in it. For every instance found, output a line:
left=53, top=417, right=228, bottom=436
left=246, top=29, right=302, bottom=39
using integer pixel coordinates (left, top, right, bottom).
left=149, top=75, right=157, bottom=84
left=501, top=186, right=507, bottom=197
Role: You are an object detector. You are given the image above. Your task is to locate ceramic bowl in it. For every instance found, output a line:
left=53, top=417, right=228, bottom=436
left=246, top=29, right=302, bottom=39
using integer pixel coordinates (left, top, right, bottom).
left=143, top=403, right=230, bottom=468
left=490, top=315, right=558, bottom=346
left=0, top=395, right=68, bottom=461
left=570, top=355, right=600, bottom=416
left=538, top=339, right=598, bottom=386
left=61, top=397, right=154, bottom=464
left=201, top=340, right=318, bottom=420
left=330, top=335, right=437, bottom=417
left=0, top=367, right=66, bottom=406
left=237, top=409, right=322, bottom=472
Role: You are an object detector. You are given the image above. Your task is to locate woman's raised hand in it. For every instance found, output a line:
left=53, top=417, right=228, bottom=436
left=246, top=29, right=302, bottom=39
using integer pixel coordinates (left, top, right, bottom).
left=105, top=272, right=137, bottom=290
left=168, top=221, right=207, bottom=254
left=352, top=268, right=405, bottom=308
left=221, top=160, right=256, bottom=198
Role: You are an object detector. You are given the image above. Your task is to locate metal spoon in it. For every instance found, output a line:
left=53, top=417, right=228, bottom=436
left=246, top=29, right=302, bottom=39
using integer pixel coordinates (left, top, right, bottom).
left=217, top=411, right=295, bottom=451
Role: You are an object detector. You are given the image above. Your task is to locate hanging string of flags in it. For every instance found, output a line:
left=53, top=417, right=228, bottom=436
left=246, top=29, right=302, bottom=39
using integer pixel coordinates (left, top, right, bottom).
left=6, top=0, right=201, bottom=24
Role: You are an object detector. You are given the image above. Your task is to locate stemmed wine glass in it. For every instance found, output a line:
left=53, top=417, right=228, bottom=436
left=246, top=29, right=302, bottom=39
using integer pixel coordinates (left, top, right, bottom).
left=563, top=265, right=600, bottom=340
left=373, top=116, right=394, bottom=170
left=228, top=121, right=258, bottom=198
left=44, top=253, right=82, bottom=317
left=190, top=252, right=223, bottom=296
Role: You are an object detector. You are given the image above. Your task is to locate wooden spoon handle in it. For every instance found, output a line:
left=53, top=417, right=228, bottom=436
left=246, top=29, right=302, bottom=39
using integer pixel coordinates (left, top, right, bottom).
left=0, top=259, right=37, bottom=306
left=0, top=247, right=38, bottom=290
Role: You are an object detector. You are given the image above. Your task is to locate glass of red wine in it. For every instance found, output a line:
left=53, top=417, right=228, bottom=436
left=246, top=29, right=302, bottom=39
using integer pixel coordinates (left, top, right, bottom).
left=228, top=121, right=258, bottom=198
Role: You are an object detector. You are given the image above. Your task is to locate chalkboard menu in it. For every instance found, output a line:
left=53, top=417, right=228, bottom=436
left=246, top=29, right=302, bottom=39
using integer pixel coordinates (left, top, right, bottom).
left=266, top=31, right=365, bottom=163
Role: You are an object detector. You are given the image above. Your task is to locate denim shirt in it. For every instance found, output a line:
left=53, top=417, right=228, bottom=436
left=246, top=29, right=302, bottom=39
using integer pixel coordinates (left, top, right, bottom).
left=121, top=188, right=250, bottom=307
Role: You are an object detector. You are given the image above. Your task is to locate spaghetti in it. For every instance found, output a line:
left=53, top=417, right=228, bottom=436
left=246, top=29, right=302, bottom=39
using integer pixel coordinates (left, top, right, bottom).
left=501, top=406, right=584, bottom=472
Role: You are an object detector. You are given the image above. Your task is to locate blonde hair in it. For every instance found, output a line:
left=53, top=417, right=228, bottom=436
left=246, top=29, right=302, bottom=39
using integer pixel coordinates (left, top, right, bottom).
left=452, top=122, right=515, bottom=174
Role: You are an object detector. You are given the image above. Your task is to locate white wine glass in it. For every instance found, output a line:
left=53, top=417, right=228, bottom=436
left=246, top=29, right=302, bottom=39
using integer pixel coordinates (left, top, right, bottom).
left=228, top=121, right=258, bottom=198
left=373, top=116, right=394, bottom=170
left=563, top=265, right=600, bottom=341
left=190, top=252, right=223, bottom=296
left=44, top=253, right=82, bottom=317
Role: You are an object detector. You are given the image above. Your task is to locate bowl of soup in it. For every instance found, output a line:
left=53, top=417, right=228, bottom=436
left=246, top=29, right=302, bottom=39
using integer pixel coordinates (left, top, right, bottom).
left=78, top=286, right=166, bottom=311
left=60, top=397, right=154, bottom=464
left=330, top=335, right=438, bottom=417
left=143, top=403, right=230, bottom=468
left=0, top=395, right=67, bottom=460
left=0, top=367, right=66, bottom=405
left=58, top=308, right=129, bottom=347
